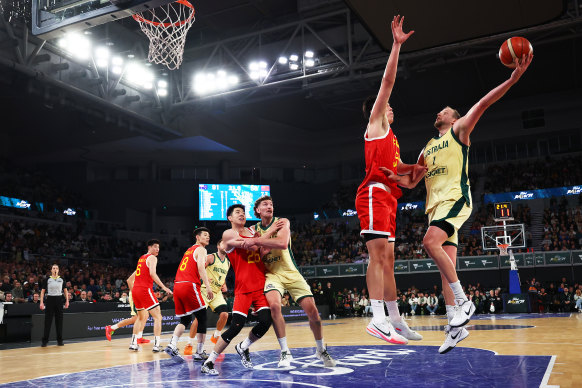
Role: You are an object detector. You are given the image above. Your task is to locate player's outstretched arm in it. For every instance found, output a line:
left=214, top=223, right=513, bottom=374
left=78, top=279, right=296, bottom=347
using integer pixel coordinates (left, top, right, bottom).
left=368, top=16, right=414, bottom=133
left=380, top=165, right=426, bottom=189
left=454, top=53, right=533, bottom=144
left=196, top=247, right=213, bottom=300
left=148, top=255, right=172, bottom=295
left=222, top=229, right=252, bottom=251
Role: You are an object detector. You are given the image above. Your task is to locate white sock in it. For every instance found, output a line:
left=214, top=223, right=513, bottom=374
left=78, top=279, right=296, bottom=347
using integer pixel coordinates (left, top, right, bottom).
left=278, top=337, right=289, bottom=352
left=131, top=334, right=137, bottom=345
left=371, top=299, right=386, bottom=324
left=154, top=336, right=160, bottom=346
left=385, top=300, right=401, bottom=323
left=187, top=337, right=193, bottom=345
left=240, top=336, right=254, bottom=351
left=137, top=331, right=143, bottom=339
left=315, top=339, right=325, bottom=352
left=207, top=351, right=219, bottom=363
left=449, top=281, right=467, bottom=302
left=213, top=330, right=220, bottom=338
left=197, top=342, right=204, bottom=354
left=170, top=335, right=179, bottom=347
left=446, top=305, right=455, bottom=323
left=111, top=324, right=119, bottom=330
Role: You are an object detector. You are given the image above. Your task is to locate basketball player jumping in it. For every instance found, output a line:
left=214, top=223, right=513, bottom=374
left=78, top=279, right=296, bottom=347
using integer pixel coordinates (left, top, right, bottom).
left=417, top=52, right=533, bottom=353
left=201, top=204, right=273, bottom=376
left=164, top=227, right=214, bottom=362
left=242, top=195, right=335, bottom=368
left=105, top=273, right=150, bottom=344
left=129, top=239, right=173, bottom=352
left=185, top=239, right=231, bottom=355
left=355, top=15, right=425, bottom=344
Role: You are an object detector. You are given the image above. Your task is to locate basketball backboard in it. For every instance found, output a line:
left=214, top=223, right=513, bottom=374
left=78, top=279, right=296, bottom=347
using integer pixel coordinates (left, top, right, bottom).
left=31, top=0, right=174, bottom=39
left=481, top=223, right=526, bottom=251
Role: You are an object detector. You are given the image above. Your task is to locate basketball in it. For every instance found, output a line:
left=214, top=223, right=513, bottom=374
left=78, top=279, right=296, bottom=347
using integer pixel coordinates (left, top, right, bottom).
left=498, top=37, right=533, bottom=68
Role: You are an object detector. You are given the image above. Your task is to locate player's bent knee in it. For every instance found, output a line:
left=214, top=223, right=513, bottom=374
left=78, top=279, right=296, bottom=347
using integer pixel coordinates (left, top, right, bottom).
left=221, top=313, right=245, bottom=343
left=180, top=315, right=193, bottom=328
left=251, top=309, right=272, bottom=338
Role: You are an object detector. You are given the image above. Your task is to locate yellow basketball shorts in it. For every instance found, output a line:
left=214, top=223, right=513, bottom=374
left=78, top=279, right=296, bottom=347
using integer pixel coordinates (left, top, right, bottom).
left=201, top=285, right=228, bottom=312
left=427, top=197, right=472, bottom=246
left=264, top=270, right=313, bottom=304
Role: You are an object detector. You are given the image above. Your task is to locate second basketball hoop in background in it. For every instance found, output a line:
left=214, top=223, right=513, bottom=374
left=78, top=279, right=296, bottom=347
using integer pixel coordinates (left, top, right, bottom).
left=132, top=0, right=195, bottom=70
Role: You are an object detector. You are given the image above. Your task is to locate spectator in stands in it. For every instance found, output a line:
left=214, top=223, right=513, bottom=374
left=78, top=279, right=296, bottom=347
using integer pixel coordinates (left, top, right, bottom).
left=426, top=292, right=438, bottom=315
left=86, top=291, right=96, bottom=303
left=11, top=281, right=26, bottom=303
left=0, top=275, right=11, bottom=293
left=574, top=289, right=582, bottom=312
left=281, top=293, right=290, bottom=307
left=538, top=288, right=550, bottom=313
left=323, top=282, right=336, bottom=319
left=359, top=294, right=370, bottom=316
left=418, top=293, right=428, bottom=315
left=561, top=288, right=574, bottom=312
left=4, top=292, right=14, bottom=304
left=398, top=294, right=410, bottom=316
left=76, top=290, right=89, bottom=302
left=473, top=290, right=485, bottom=314
left=408, top=293, right=419, bottom=316
left=30, top=292, right=40, bottom=304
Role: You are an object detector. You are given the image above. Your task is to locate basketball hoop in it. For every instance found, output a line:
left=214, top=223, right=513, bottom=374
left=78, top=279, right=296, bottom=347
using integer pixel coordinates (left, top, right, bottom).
left=497, top=244, right=510, bottom=256
left=132, top=0, right=195, bottom=70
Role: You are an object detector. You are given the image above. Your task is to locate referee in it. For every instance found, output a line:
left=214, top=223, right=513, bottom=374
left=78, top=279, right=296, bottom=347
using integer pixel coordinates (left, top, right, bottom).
left=40, top=264, right=69, bottom=347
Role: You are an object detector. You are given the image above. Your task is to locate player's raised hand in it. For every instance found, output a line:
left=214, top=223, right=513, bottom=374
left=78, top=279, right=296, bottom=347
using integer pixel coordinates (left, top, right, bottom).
left=510, top=52, right=533, bottom=83
left=391, top=15, right=414, bottom=45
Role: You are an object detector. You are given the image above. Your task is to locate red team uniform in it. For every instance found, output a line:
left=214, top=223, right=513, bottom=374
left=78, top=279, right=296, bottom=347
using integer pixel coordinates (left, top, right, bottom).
left=173, top=244, right=206, bottom=317
left=228, top=233, right=269, bottom=316
left=132, top=253, right=160, bottom=311
left=355, top=126, right=402, bottom=241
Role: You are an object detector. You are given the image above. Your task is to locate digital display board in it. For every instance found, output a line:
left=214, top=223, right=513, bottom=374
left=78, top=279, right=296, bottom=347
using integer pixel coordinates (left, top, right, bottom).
left=494, top=202, right=513, bottom=219
left=199, top=184, right=270, bottom=221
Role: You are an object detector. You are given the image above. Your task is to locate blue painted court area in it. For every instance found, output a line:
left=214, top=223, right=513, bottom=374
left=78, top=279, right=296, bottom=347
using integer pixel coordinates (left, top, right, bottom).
left=0, top=345, right=553, bottom=388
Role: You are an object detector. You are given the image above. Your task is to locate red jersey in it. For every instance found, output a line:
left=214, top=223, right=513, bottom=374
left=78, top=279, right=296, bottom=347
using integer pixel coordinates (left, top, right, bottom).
left=134, top=253, right=154, bottom=288
left=175, top=244, right=203, bottom=285
left=228, top=235, right=266, bottom=294
left=357, top=126, right=402, bottom=199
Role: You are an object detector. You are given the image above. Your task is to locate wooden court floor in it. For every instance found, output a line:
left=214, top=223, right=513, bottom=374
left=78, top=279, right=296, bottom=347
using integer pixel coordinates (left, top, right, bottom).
left=0, top=313, right=580, bottom=387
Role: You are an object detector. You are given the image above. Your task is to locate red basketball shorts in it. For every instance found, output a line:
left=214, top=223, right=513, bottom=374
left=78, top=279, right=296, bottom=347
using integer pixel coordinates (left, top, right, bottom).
left=355, top=183, right=397, bottom=241
left=232, top=289, right=270, bottom=317
left=132, top=286, right=159, bottom=311
left=173, top=281, right=206, bottom=317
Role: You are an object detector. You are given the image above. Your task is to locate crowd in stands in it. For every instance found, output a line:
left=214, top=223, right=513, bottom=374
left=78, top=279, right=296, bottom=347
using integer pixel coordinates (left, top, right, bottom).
left=483, top=155, right=582, bottom=194
left=541, top=197, right=582, bottom=251
left=0, top=257, right=176, bottom=304
left=527, top=277, right=582, bottom=313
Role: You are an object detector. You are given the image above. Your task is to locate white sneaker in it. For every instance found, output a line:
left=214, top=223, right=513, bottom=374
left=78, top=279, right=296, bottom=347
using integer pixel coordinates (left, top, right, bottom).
left=201, top=361, right=219, bottom=375
left=439, top=325, right=469, bottom=354
left=235, top=342, right=254, bottom=369
left=315, top=347, right=336, bottom=367
left=450, top=300, right=476, bottom=327
left=129, top=344, right=139, bottom=351
left=391, top=318, right=423, bottom=341
left=278, top=350, right=293, bottom=367
left=366, top=320, right=408, bottom=344
left=164, top=345, right=185, bottom=363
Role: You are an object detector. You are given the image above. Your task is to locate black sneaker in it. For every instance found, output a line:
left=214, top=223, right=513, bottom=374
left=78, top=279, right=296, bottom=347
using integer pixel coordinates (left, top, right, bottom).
left=164, top=345, right=185, bottom=363
left=57, top=341, right=64, bottom=346
left=235, top=342, right=253, bottom=368
left=193, top=350, right=209, bottom=361
left=41, top=341, right=48, bottom=348
left=201, top=361, right=219, bottom=375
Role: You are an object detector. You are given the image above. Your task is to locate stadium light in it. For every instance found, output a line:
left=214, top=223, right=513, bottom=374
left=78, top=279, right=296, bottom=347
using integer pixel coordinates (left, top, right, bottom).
left=95, top=47, right=110, bottom=68
left=58, top=33, right=92, bottom=60
left=305, top=50, right=314, bottom=58
left=194, top=70, right=239, bottom=95
left=289, top=54, right=299, bottom=62
left=157, top=80, right=168, bottom=89
left=278, top=56, right=288, bottom=65
left=124, top=62, right=155, bottom=90
left=305, top=58, right=315, bottom=67
left=289, top=63, right=299, bottom=70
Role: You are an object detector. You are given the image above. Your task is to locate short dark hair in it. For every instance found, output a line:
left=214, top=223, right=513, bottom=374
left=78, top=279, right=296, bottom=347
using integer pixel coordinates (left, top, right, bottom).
left=362, top=95, right=376, bottom=120
left=194, top=227, right=210, bottom=237
left=446, top=106, right=461, bottom=119
left=51, top=263, right=59, bottom=268
left=216, top=238, right=223, bottom=246
left=147, top=239, right=160, bottom=247
left=254, top=195, right=273, bottom=218
left=226, top=203, right=245, bottom=218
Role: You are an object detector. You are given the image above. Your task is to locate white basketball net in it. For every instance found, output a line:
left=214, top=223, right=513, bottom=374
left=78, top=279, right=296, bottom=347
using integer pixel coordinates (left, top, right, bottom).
left=132, top=0, right=195, bottom=70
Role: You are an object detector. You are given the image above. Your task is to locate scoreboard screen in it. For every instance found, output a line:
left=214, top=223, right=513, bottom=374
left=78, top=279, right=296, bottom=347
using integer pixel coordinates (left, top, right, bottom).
left=199, top=184, right=271, bottom=221
left=494, top=202, right=513, bottom=219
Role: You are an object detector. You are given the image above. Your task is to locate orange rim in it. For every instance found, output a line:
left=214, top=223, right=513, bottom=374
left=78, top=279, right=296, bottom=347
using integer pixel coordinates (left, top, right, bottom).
left=132, top=0, right=195, bottom=28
